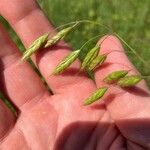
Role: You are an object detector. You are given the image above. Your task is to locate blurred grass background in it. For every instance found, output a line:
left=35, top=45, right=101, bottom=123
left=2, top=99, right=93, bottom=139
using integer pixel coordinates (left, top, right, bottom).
left=38, top=0, right=150, bottom=86
left=0, top=0, right=150, bottom=88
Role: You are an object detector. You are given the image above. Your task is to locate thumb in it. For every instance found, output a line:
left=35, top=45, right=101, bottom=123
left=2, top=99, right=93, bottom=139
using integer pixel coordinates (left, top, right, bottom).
left=95, top=35, right=150, bottom=148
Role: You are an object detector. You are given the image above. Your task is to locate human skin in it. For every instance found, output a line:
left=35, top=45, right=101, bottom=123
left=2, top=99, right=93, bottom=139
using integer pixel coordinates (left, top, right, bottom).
left=0, top=0, right=150, bottom=149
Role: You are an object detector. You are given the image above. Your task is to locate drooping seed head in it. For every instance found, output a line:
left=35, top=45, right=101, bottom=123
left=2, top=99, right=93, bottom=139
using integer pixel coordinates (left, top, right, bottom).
left=44, top=24, right=76, bottom=48
left=22, top=33, right=49, bottom=60
left=103, top=70, right=128, bottom=84
left=53, top=49, right=80, bottom=75
left=117, top=75, right=142, bottom=87
left=81, top=45, right=100, bottom=69
left=88, top=54, right=107, bottom=71
left=84, top=87, right=108, bottom=105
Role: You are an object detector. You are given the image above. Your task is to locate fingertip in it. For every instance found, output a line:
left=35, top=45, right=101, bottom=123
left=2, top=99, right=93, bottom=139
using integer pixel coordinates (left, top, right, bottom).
left=96, top=34, right=133, bottom=68
left=97, top=34, right=124, bottom=53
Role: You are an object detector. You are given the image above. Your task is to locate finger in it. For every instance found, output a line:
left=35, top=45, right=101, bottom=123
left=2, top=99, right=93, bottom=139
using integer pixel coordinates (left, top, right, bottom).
left=0, top=0, right=94, bottom=94
left=0, top=23, right=48, bottom=108
left=95, top=35, right=150, bottom=148
left=0, top=99, right=16, bottom=139
left=95, top=35, right=143, bottom=86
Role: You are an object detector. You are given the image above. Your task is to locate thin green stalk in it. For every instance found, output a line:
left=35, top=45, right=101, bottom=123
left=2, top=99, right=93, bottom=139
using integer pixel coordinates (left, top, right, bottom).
left=55, top=19, right=148, bottom=70
left=0, top=91, right=17, bottom=116
left=61, top=19, right=112, bottom=32
left=80, top=34, right=110, bottom=51
left=114, top=32, right=149, bottom=68
left=55, top=21, right=79, bottom=31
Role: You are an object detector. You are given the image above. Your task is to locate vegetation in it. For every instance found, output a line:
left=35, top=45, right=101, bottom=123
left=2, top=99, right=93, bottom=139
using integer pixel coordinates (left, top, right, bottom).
left=0, top=0, right=150, bottom=87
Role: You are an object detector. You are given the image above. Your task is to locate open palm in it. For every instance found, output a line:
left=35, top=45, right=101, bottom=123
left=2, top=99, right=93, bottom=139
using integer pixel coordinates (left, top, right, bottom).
left=0, top=1, right=150, bottom=150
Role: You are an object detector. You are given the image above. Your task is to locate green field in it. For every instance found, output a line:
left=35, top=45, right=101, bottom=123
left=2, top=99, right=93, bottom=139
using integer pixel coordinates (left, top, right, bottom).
left=0, top=0, right=150, bottom=87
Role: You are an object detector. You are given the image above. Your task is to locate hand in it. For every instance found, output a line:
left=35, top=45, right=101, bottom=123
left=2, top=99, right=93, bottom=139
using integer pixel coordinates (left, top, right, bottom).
left=0, top=1, right=150, bottom=150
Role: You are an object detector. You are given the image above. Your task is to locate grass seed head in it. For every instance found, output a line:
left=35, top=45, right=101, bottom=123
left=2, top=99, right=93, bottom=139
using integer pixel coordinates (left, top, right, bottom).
left=44, top=25, right=76, bottom=48
left=84, top=87, right=108, bottom=105
left=104, top=70, right=128, bottom=84
left=22, top=33, right=49, bottom=60
left=53, top=49, right=80, bottom=75
left=88, top=54, right=107, bottom=71
left=81, top=45, right=100, bottom=69
left=117, top=75, right=142, bottom=87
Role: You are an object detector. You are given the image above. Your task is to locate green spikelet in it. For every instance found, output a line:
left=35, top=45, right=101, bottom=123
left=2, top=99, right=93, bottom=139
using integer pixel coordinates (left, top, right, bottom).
left=117, top=75, right=142, bottom=87
left=84, top=87, right=108, bottom=105
left=81, top=45, right=100, bottom=69
left=88, top=54, right=107, bottom=71
left=53, top=49, right=80, bottom=75
left=22, top=33, right=49, bottom=60
left=104, top=70, right=128, bottom=84
left=44, top=24, right=76, bottom=48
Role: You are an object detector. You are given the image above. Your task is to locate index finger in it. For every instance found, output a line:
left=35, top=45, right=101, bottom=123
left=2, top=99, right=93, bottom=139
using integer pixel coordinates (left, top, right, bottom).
left=0, top=0, right=95, bottom=94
